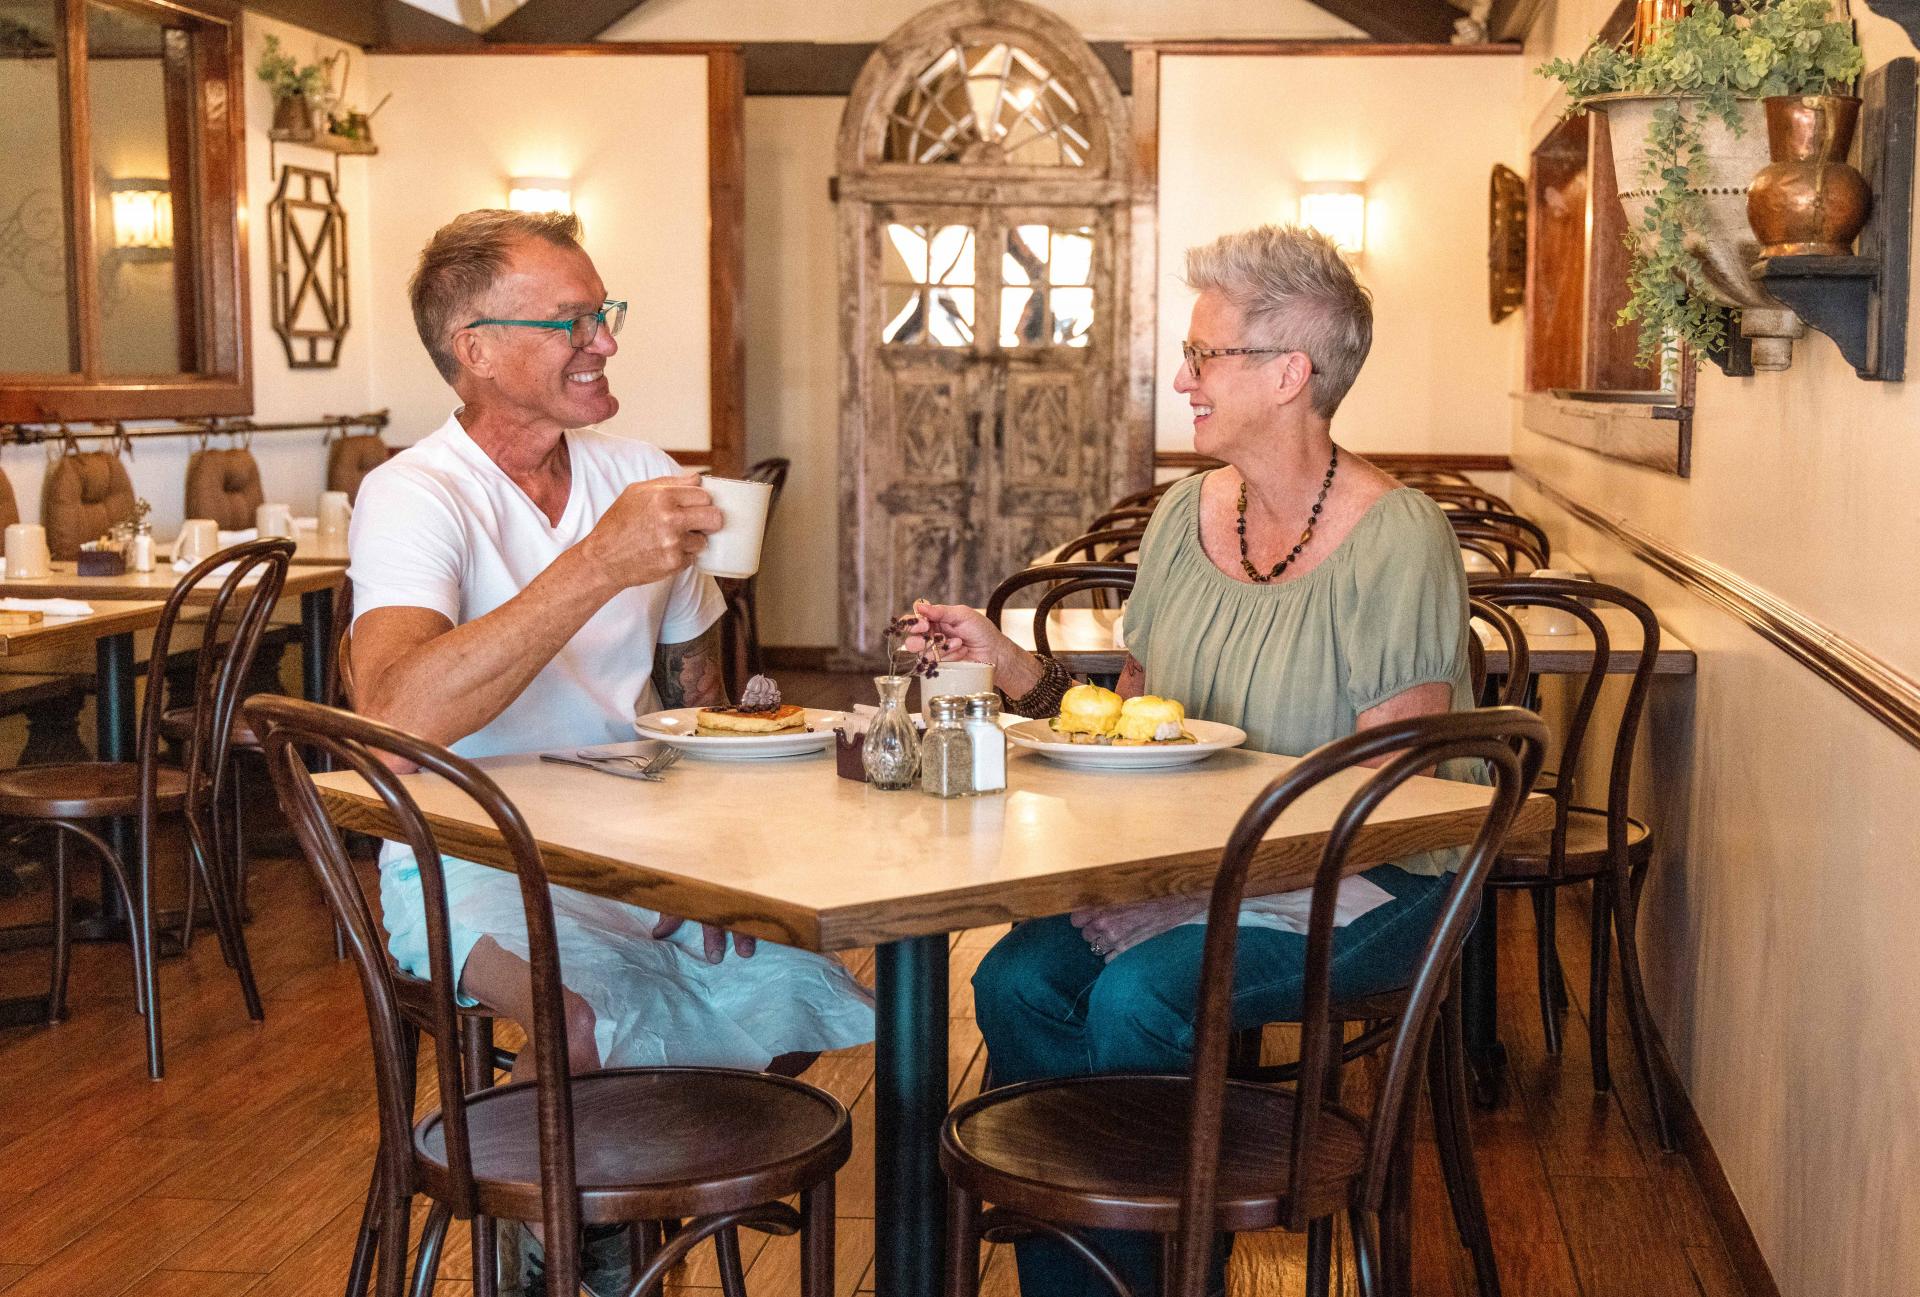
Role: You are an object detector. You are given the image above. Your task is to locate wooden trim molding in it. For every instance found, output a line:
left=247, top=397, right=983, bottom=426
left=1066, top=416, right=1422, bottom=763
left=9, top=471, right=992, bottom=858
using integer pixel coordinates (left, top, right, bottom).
left=1138, top=40, right=1523, bottom=56
left=1126, top=47, right=1160, bottom=494
left=1156, top=450, right=1514, bottom=473
left=375, top=41, right=739, bottom=55
left=706, top=48, right=747, bottom=478
left=1516, top=463, right=1920, bottom=752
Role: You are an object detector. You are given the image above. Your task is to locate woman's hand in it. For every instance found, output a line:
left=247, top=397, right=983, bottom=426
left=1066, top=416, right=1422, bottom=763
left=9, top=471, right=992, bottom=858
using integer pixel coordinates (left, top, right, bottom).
left=1071, top=896, right=1205, bottom=962
left=899, top=600, right=1043, bottom=697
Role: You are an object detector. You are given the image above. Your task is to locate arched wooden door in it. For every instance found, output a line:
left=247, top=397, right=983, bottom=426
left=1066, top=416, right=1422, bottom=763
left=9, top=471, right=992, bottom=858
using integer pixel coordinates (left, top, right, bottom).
left=836, top=0, right=1135, bottom=663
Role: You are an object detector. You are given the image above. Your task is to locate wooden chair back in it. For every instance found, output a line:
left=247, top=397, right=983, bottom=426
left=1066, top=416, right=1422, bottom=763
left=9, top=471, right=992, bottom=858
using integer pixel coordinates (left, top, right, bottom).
left=1444, top=508, right=1550, bottom=563
left=1468, top=577, right=1660, bottom=880
left=1450, top=522, right=1547, bottom=572
left=1170, top=707, right=1547, bottom=1290
left=1422, top=485, right=1515, bottom=514
left=248, top=696, right=589, bottom=1296
left=983, top=561, right=1135, bottom=657
left=1085, top=505, right=1156, bottom=533
left=1457, top=537, right=1514, bottom=576
left=1054, top=526, right=1145, bottom=564
left=1467, top=596, right=1532, bottom=706
left=745, top=456, right=791, bottom=506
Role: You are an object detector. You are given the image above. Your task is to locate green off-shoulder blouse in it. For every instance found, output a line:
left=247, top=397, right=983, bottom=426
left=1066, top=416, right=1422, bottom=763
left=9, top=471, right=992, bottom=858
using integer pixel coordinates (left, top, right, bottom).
left=1122, top=474, right=1482, bottom=877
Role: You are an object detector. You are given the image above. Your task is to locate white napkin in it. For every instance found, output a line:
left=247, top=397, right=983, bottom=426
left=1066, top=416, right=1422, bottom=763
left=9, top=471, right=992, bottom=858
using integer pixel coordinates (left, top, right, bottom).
left=217, top=527, right=258, bottom=545
left=0, top=597, right=94, bottom=617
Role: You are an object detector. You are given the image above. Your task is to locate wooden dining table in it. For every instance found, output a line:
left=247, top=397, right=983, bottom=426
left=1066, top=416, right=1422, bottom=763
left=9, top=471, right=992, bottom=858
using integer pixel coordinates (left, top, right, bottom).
left=315, top=741, right=1551, bottom=1297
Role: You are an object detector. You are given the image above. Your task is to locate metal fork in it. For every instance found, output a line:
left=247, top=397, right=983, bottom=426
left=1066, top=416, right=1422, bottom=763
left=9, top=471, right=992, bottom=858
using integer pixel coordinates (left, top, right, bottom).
left=573, top=747, right=682, bottom=777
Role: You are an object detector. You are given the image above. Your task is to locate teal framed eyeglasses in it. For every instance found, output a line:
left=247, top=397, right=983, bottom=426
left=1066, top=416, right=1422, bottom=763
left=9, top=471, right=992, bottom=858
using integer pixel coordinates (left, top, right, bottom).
left=464, top=299, right=627, bottom=349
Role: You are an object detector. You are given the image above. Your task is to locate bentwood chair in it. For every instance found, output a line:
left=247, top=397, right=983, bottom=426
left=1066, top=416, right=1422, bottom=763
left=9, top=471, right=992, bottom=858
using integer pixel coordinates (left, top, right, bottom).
left=985, top=562, right=1136, bottom=648
left=1085, top=505, right=1158, bottom=534
left=1469, top=577, right=1676, bottom=1151
left=1055, top=527, right=1146, bottom=565
left=1445, top=510, right=1551, bottom=564
left=1421, top=485, right=1517, bottom=515
left=1468, top=597, right=1533, bottom=708
left=0, top=539, right=288, bottom=1076
left=251, top=696, right=850, bottom=1297
left=943, top=708, right=1548, bottom=1297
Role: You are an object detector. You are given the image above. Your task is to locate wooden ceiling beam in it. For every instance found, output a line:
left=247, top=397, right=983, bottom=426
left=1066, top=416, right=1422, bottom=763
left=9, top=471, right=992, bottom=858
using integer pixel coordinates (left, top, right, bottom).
left=1299, top=0, right=1464, bottom=45
left=1487, top=0, right=1551, bottom=42
left=236, top=1, right=477, bottom=48
left=481, top=0, right=656, bottom=44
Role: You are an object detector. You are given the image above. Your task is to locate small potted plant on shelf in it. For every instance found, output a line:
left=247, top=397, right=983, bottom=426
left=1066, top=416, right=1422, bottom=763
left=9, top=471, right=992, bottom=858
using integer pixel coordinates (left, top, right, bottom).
left=256, top=34, right=325, bottom=141
left=1540, top=0, right=1864, bottom=373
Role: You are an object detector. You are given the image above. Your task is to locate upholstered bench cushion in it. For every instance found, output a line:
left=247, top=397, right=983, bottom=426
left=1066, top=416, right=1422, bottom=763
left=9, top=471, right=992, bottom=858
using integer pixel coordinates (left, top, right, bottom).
left=328, top=434, right=390, bottom=502
left=42, top=452, right=136, bottom=561
left=185, top=448, right=265, bottom=530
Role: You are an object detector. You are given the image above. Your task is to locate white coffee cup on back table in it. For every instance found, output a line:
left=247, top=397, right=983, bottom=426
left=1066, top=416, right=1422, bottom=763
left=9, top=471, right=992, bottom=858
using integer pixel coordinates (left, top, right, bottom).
left=694, top=475, right=774, bottom=580
left=255, top=502, right=294, bottom=539
left=918, top=659, right=994, bottom=726
left=318, top=490, right=353, bottom=538
left=174, top=518, right=219, bottom=567
left=1525, top=568, right=1583, bottom=636
left=4, top=523, right=50, bottom=579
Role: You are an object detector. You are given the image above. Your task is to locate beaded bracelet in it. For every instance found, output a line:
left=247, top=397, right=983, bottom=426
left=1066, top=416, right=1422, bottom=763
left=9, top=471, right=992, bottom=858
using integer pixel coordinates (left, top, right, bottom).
left=998, top=653, right=1076, bottom=719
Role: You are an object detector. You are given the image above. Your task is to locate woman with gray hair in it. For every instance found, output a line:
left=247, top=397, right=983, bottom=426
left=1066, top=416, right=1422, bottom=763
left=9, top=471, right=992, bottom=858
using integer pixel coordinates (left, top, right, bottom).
left=907, top=224, right=1479, bottom=1295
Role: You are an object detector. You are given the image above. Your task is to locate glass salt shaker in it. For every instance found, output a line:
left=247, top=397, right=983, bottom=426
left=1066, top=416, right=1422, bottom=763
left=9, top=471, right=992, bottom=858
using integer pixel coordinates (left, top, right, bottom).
left=963, top=693, right=1006, bottom=794
left=131, top=521, right=154, bottom=573
left=919, top=694, right=975, bottom=798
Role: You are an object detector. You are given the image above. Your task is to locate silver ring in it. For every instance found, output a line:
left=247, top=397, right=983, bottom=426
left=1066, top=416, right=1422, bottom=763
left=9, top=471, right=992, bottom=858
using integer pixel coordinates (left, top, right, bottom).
left=1089, top=940, right=1106, bottom=956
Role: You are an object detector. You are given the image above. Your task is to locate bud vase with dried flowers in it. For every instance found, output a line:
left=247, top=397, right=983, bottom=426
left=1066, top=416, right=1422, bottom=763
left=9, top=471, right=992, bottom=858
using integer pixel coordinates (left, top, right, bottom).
left=864, top=615, right=948, bottom=790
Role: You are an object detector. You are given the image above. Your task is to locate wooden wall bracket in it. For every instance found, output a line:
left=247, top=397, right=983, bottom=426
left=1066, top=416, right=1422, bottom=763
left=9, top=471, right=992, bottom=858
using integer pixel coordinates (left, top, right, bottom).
left=1754, top=57, right=1914, bottom=381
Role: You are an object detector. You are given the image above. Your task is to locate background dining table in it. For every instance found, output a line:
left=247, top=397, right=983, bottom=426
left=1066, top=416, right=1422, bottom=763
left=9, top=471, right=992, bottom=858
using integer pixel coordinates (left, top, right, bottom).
left=314, top=737, right=1551, bottom=1297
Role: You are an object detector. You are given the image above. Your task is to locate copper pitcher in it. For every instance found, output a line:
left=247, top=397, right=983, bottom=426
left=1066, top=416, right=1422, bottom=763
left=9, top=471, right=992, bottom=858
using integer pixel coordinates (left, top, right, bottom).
left=1747, top=95, right=1871, bottom=257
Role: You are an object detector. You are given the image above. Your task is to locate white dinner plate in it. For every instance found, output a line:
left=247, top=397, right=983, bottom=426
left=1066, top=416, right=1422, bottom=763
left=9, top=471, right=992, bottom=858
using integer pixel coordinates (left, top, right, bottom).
left=1005, top=717, right=1248, bottom=769
left=633, top=706, right=846, bottom=759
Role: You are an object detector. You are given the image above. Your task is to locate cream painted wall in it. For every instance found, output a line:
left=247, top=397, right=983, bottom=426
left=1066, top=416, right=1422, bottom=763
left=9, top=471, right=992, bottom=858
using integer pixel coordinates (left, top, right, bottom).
left=742, top=98, right=842, bottom=648
left=603, top=0, right=1362, bottom=42
left=1513, top=6, right=1920, bottom=1294
left=1157, top=53, right=1525, bottom=457
left=360, top=52, right=713, bottom=454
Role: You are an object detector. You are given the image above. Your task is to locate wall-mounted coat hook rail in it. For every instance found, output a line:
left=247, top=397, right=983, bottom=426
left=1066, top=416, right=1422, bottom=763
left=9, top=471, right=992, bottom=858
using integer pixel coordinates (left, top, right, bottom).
left=0, top=409, right=390, bottom=448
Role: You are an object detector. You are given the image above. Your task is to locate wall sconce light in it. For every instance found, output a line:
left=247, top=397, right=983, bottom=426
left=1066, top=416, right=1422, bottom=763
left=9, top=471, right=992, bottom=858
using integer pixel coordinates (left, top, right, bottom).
left=110, top=180, right=173, bottom=256
left=508, top=178, right=572, bottom=214
left=1297, top=180, right=1367, bottom=257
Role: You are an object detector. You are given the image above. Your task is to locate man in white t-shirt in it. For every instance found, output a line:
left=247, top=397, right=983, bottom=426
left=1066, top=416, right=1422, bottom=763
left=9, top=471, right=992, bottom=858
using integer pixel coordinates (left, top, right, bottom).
left=347, top=213, right=872, bottom=1109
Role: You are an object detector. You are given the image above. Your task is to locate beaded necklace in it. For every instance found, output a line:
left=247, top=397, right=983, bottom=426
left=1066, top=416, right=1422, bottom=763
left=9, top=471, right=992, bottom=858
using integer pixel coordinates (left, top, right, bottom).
left=1235, top=446, right=1338, bottom=583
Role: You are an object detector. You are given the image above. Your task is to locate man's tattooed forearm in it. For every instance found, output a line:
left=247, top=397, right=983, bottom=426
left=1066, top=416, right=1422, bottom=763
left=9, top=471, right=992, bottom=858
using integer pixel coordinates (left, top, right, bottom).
left=653, top=623, right=727, bottom=708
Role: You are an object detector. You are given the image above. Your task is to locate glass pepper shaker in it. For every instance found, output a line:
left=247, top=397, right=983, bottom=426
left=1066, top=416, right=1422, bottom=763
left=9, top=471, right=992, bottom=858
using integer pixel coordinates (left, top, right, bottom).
left=963, top=693, right=1006, bottom=794
left=920, top=694, right=975, bottom=798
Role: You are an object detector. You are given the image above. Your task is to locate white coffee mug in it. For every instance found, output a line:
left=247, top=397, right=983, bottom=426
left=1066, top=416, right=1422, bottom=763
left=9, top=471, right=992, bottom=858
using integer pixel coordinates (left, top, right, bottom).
left=174, top=518, right=219, bottom=566
left=1526, top=568, right=1583, bottom=636
left=4, top=523, right=50, bottom=579
left=695, top=476, right=774, bottom=580
left=318, top=490, right=353, bottom=538
left=255, top=502, right=294, bottom=539
left=918, top=659, right=994, bottom=726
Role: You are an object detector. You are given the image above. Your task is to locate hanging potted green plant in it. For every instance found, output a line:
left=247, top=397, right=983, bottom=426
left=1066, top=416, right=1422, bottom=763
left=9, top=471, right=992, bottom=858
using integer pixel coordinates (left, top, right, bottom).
left=256, top=34, right=325, bottom=141
left=1540, top=0, right=1863, bottom=372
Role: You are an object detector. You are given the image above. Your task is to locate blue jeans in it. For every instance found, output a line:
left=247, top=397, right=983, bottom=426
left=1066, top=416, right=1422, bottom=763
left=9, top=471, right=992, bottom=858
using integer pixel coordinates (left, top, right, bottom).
left=970, top=863, right=1450, bottom=1297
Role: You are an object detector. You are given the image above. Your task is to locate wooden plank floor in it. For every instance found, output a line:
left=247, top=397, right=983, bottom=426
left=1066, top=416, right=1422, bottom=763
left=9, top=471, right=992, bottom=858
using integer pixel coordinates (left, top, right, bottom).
left=0, top=672, right=1750, bottom=1296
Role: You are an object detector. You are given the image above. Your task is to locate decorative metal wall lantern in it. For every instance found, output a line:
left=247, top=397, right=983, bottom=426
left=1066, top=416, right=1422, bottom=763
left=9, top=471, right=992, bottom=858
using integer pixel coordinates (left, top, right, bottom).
left=267, top=165, right=349, bottom=369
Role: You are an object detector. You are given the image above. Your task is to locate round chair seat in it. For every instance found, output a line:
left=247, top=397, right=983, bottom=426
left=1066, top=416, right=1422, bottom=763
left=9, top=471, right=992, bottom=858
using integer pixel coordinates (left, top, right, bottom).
left=0, top=762, right=189, bottom=819
left=413, top=1066, right=850, bottom=1225
left=158, top=706, right=259, bottom=751
left=1492, top=806, right=1652, bottom=882
left=940, top=1074, right=1365, bottom=1233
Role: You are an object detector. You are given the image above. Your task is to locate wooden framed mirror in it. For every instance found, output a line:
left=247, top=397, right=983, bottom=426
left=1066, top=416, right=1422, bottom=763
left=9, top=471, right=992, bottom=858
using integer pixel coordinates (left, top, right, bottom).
left=0, top=0, right=250, bottom=422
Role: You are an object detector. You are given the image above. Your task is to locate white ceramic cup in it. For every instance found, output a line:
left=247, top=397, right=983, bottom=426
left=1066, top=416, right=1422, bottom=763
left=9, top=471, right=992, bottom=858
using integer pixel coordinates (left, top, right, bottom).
left=3, top=523, right=50, bottom=579
left=695, top=475, right=774, bottom=580
left=918, top=659, right=994, bottom=726
left=174, top=518, right=220, bottom=566
left=318, top=490, right=353, bottom=538
left=1526, top=568, right=1583, bottom=636
left=255, top=502, right=294, bottom=539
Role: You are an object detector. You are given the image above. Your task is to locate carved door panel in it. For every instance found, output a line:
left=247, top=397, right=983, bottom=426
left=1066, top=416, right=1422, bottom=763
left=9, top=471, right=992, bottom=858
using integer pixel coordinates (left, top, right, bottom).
left=861, top=208, right=991, bottom=629
left=985, top=207, right=1112, bottom=579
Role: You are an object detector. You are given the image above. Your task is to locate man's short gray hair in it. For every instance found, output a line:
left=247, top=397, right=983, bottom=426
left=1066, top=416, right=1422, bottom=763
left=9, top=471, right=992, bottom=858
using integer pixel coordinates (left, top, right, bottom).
left=1184, top=225, right=1373, bottom=419
left=410, top=209, right=584, bottom=382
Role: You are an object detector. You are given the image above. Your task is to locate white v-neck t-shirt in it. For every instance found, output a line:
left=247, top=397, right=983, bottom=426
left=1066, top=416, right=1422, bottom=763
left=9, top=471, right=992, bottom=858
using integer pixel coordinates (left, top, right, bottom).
left=347, top=412, right=725, bottom=759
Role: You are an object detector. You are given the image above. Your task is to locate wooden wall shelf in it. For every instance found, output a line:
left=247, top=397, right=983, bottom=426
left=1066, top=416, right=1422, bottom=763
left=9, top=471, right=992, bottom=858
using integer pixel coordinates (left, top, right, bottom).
left=267, top=129, right=379, bottom=156
left=1756, top=58, right=1913, bottom=381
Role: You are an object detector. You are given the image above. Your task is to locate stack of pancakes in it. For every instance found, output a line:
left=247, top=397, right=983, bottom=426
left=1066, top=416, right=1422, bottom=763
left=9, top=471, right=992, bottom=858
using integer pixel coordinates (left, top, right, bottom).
left=694, top=703, right=807, bottom=736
